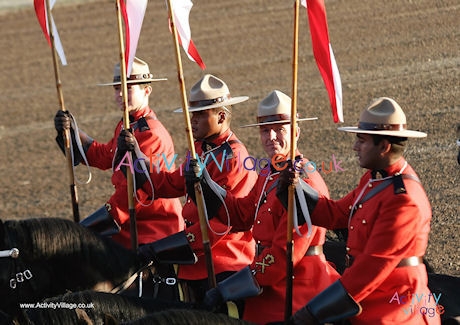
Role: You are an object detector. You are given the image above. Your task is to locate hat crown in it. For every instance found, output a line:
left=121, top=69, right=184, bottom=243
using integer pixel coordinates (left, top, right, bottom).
left=337, top=96, right=426, bottom=138
left=360, top=97, right=407, bottom=125
left=189, top=74, right=230, bottom=102
left=112, top=57, right=153, bottom=82
left=258, top=90, right=291, bottom=118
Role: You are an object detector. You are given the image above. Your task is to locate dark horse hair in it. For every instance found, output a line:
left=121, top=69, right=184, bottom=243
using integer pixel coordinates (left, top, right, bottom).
left=0, top=217, right=141, bottom=316
left=16, top=290, right=197, bottom=325
left=119, top=309, right=254, bottom=325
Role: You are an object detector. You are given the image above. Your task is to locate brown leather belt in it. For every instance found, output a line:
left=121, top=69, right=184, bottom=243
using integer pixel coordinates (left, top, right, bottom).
left=255, top=244, right=323, bottom=256
left=305, top=245, right=323, bottom=256
left=346, top=255, right=423, bottom=268
left=397, top=256, right=423, bottom=267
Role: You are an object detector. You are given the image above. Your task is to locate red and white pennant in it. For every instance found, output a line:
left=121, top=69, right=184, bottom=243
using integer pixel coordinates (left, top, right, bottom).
left=302, top=0, right=343, bottom=123
left=34, top=0, right=67, bottom=66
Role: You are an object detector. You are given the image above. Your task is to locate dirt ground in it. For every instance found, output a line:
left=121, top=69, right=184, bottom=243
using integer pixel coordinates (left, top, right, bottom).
left=0, top=0, right=458, bottom=276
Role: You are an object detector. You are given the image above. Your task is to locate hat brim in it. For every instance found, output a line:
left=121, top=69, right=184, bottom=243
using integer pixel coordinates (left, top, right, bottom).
left=338, top=126, right=427, bottom=138
left=97, top=78, right=167, bottom=86
left=239, top=117, right=318, bottom=128
left=173, top=96, right=249, bottom=113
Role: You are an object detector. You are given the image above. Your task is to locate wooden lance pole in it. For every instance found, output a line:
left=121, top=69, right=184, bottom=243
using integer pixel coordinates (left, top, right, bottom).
left=166, top=0, right=217, bottom=289
left=115, top=0, right=138, bottom=250
left=285, top=0, right=300, bottom=322
left=45, top=0, right=80, bottom=222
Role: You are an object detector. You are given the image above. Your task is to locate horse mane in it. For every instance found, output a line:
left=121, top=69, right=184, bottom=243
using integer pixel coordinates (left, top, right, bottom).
left=121, top=309, right=254, bottom=325
left=22, top=290, right=196, bottom=325
left=0, top=218, right=141, bottom=315
left=4, top=217, right=131, bottom=261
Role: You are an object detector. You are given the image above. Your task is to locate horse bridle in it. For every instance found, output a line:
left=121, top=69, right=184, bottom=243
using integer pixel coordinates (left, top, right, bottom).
left=0, top=248, right=19, bottom=258
left=1, top=222, right=33, bottom=290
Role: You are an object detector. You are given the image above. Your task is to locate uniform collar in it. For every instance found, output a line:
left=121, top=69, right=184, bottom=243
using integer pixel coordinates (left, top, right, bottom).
left=198, top=129, right=233, bottom=154
left=129, top=106, right=153, bottom=122
left=370, top=157, right=407, bottom=180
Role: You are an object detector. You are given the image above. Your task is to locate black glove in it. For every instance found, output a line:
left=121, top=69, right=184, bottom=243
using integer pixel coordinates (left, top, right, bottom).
left=292, top=280, right=362, bottom=324
left=184, top=158, right=202, bottom=203
left=54, top=110, right=71, bottom=132
left=277, top=157, right=303, bottom=194
left=117, top=129, right=136, bottom=153
left=80, top=205, right=120, bottom=237
left=290, top=306, right=320, bottom=325
left=137, top=231, right=197, bottom=267
left=202, top=266, right=261, bottom=312
left=115, top=129, right=135, bottom=166
left=276, top=158, right=319, bottom=226
left=184, top=159, right=226, bottom=219
left=54, top=110, right=93, bottom=165
left=114, top=129, right=149, bottom=189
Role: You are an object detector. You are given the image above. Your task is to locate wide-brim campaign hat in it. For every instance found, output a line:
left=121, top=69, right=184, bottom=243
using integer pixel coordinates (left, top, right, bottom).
left=173, top=74, right=248, bottom=113
left=240, top=90, right=317, bottom=128
left=98, top=57, right=167, bottom=86
left=338, top=97, right=427, bottom=138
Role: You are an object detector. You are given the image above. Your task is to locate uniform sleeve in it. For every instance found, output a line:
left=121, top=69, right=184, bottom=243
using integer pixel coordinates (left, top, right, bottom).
left=107, top=120, right=181, bottom=224
left=138, top=124, right=187, bottom=199
left=211, top=174, right=262, bottom=231
left=85, top=132, right=118, bottom=170
left=184, top=144, right=258, bottom=255
left=310, top=182, right=361, bottom=230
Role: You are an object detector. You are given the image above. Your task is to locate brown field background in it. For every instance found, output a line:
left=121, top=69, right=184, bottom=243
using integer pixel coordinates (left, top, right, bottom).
left=0, top=0, right=458, bottom=276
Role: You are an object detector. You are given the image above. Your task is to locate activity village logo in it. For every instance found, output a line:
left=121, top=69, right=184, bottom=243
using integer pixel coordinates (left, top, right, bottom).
left=115, top=149, right=346, bottom=176
left=389, top=291, right=444, bottom=318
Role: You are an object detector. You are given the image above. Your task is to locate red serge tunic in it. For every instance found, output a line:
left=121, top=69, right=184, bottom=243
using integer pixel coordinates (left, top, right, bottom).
left=220, top=158, right=341, bottom=324
left=149, top=129, right=258, bottom=280
left=85, top=107, right=184, bottom=249
left=311, top=158, right=441, bottom=324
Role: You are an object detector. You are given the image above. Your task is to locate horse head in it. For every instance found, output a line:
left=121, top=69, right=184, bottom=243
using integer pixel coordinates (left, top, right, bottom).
left=0, top=217, right=142, bottom=316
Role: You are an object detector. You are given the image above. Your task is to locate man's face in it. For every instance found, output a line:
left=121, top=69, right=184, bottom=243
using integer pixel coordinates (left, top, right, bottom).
left=190, top=109, right=223, bottom=141
left=352, top=133, right=382, bottom=169
left=113, top=84, right=149, bottom=113
left=259, top=123, right=293, bottom=158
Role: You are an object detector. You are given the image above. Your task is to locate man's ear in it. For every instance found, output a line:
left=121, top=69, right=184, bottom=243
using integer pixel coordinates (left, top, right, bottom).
left=380, top=138, right=392, bottom=155
left=144, top=85, right=153, bottom=96
left=218, top=111, right=226, bottom=124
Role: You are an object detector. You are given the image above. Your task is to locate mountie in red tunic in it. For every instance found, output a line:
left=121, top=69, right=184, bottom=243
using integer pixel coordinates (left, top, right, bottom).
left=311, top=158, right=441, bottom=325
left=216, top=157, right=341, bottom=325
left=85, top=106, right=184, bottom=249
left=147, top=129, right=258, bottom=280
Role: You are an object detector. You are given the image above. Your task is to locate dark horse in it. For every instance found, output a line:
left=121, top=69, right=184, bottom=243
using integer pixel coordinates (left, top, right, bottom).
left=7, top=290, right=201, bottom=325
left=0, top=217, right=142, bottom=316
left=3, top=289, right=251, bottom=325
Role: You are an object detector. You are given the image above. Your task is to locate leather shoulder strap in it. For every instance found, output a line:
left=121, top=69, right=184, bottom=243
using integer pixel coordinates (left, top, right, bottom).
left=359, top=174, right=421, bottom=205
